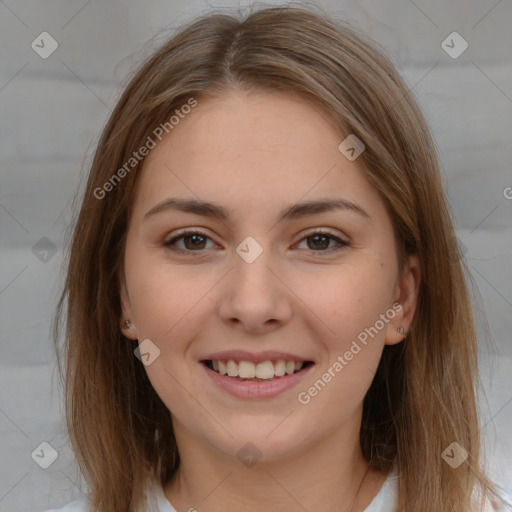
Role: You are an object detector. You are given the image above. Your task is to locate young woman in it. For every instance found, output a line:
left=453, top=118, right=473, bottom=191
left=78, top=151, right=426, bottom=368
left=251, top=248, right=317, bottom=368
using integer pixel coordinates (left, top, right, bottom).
left=48, top=5, right=511, bottom=512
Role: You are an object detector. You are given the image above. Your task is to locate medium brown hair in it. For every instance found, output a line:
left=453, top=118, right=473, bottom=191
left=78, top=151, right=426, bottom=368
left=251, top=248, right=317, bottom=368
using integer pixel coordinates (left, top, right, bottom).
left=54, top=5, right=503, bottom=511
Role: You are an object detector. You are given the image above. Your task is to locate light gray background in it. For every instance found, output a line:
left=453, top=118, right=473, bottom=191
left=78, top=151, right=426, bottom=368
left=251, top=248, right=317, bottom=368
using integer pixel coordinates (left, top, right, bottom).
left=0, top=0, right=511, bottom=510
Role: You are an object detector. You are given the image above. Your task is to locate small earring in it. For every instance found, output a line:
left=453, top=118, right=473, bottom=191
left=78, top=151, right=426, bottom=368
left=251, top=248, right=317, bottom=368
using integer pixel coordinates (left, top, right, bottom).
left=125, top=320, right=131, bottom=329
left=397, top=327, right=406, bottom=339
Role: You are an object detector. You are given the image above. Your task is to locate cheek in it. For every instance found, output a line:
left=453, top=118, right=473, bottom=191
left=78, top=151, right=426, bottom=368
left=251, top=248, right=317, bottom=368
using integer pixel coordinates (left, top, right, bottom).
left=130, top=262, right=210, bottom=413
left=296, top=261, right=394, bottom=399
left=127, top=256, right=213, bottom=339
left=317, top=265, right=395, bottom=404
left=297, top=270, right=390, bottom=414
left=296, top=261, right=395, bottom=343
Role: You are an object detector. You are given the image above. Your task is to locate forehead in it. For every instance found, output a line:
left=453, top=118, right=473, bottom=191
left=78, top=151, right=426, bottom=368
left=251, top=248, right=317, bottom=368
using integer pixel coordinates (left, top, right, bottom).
left=131, top=90, right=384, bottom=222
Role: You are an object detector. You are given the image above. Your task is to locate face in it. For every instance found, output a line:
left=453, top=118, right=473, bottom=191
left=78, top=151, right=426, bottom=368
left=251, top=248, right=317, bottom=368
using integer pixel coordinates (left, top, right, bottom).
left=120, top=90, right=419, bottom=462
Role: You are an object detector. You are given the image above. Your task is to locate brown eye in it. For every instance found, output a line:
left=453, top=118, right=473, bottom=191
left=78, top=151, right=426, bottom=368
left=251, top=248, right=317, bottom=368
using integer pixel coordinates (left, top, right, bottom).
left=165, top=230, right=215, bottom=252
left=296, top=230, right=348, bottom=252
left=307, top=234, right=331, bottom=250
left=182, top=234, right=207, bottom=250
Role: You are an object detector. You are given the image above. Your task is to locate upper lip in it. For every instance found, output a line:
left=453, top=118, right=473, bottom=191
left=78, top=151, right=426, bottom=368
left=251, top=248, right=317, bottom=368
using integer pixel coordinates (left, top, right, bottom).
left=200, top=350, right=313, bottom=364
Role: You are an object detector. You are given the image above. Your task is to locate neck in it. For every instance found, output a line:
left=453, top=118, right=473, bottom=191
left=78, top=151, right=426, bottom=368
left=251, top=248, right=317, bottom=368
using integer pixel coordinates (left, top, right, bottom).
left=163, top=417, right=388, bottom=512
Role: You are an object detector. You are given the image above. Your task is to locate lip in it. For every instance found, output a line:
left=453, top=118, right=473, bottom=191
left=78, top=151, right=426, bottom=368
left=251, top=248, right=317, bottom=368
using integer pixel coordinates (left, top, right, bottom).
left=200, top=350, right=312, bottom=364
left=200, top=360, right=315, bottom=399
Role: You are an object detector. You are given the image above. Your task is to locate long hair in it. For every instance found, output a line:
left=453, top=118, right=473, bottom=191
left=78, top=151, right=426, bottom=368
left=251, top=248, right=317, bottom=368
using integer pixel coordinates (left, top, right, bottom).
left=53, top=5, right=503, bottom=511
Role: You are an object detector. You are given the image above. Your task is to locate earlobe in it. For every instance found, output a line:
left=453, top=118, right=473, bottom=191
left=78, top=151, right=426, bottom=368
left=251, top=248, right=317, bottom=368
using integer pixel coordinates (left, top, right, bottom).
left=119, top=277, right=137, bottom=340
left=384, top=302, right=408, bottom=346
left=385, top=254, right=421, bottom=346
left=121, top=319, right=137, bottom=339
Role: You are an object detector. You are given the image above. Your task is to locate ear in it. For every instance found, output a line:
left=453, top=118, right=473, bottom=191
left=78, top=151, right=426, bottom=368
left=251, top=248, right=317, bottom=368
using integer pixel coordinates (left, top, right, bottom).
left=120, top=274, right=138, bottom=340
left=385, top=253, right=421, bottom=346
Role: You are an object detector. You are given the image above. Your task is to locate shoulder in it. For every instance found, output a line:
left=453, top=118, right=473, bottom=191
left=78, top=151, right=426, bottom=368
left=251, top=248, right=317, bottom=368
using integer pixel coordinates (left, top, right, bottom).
left=42, top=497, right=92, bottom=512
left=368, top=462, right=512, bottom=512
left=482, top=487, right=512, bottom=512
left=470, top=478, right=512, bottom=512
left=40, top=479, right=174, bottom=512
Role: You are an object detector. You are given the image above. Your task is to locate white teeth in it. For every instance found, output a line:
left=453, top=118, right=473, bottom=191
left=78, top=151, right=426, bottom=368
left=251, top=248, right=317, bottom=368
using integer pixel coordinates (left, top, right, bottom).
left=208, top=359, right=307, bottom=379
left=227, top=360, right=238, bottom=377
left=238, top=361, right=256, bottom=378
left=274, top=359, right=286, bottom=376
left=256, top=361, right=275, bottom=379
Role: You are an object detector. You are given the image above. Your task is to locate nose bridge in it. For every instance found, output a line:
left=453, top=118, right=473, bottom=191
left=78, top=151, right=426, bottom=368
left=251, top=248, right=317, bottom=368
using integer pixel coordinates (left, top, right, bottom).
left=232, top=234, right=278, bottom=298
left=217, top=234, right=291, bottom=329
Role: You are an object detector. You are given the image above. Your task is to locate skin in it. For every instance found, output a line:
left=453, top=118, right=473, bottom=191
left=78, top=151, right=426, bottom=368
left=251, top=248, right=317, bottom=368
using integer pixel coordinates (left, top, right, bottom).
left=120, top=90, right=421, bottom=512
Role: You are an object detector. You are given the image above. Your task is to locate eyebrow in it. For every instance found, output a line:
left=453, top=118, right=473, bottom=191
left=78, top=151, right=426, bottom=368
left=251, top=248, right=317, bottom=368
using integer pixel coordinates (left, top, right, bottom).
left=143, top=197, right=371, bottom=223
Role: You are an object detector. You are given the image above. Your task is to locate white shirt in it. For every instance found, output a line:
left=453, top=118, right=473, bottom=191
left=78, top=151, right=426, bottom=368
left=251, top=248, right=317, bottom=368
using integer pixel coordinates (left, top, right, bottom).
left=42, top=464, right=512, bottom=512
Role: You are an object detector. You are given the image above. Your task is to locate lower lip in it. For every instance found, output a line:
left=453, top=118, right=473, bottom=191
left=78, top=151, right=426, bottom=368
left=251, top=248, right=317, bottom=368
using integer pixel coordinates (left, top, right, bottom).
left=201, top=362, right=314, bottom=399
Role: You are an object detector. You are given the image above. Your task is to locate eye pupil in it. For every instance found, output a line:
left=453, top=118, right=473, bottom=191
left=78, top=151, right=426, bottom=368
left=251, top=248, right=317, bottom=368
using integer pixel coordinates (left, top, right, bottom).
left=308, top=234, right=329, bottom=250
left=185, top=234, right=206, bottom=250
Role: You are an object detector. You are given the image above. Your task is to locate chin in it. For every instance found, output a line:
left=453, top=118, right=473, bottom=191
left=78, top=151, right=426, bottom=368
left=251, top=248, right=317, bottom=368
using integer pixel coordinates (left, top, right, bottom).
left=215, top=423, right=310, bottom=463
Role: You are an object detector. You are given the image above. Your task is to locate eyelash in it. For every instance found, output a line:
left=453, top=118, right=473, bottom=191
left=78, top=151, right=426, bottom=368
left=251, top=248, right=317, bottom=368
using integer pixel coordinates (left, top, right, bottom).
left=164, top=228, right=349, bottom=254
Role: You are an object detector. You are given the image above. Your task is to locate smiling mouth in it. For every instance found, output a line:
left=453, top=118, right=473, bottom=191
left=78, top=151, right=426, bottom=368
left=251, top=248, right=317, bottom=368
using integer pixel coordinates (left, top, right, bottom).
left=201, top=359, right=314, bottom=382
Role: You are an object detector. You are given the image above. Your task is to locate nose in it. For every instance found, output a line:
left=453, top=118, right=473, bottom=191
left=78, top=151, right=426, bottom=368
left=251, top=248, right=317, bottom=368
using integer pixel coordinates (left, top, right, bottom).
left=217, top=244, right=293, bottom=334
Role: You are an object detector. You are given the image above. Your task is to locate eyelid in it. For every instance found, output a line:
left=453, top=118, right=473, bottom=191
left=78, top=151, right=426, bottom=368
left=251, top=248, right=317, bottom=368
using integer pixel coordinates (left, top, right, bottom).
left=299, top=227, right=347, bottom=240
left=164, top=227, right=217, bottom=246
left=168, top=227, right=212, bottom=238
